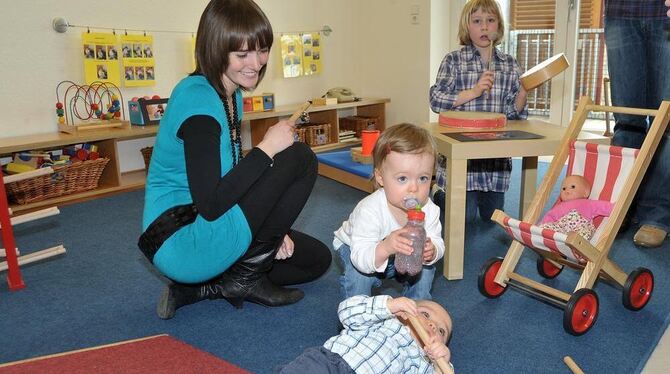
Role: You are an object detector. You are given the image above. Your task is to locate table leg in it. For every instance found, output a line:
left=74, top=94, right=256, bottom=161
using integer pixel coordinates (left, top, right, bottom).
left=443, top=158, right=467, bottom=280
left=519, top=157, right=538, bottom=219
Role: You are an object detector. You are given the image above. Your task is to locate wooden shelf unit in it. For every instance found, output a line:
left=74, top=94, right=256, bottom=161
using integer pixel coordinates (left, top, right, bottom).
left=247, top=98, right=389, bottom=149
left=0, top=123, right=159, bottom=214
left=1, top=98, right=388, bottom=213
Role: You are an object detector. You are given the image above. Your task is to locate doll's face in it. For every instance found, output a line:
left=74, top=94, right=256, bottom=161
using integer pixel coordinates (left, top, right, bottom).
left=560, top=175, right=590, bottom=202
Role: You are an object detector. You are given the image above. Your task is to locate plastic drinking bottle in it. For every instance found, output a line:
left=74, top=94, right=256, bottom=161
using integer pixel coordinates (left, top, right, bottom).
left=395, top=209, right=426, bottom=276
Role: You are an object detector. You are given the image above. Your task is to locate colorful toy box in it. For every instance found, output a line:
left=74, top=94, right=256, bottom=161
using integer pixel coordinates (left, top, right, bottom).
left=243, top=93, right=274, bottom=113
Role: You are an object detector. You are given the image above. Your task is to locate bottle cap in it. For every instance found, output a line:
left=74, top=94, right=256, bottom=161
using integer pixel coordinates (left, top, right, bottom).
left=407, top=209, right=425, bottom=221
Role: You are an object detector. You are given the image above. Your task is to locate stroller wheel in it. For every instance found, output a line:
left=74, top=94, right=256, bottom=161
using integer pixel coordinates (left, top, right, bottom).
left=564, top=288, right=599, bottom=336
left=536, top=258, right=563, bottom=279
left=478, top=257, right=507, bottom=298
left=623, top=267, right=654, bottom=311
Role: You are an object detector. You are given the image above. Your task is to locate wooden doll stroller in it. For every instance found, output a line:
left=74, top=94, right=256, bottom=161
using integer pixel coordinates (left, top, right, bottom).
left=478, top=97, right=670, bottom=335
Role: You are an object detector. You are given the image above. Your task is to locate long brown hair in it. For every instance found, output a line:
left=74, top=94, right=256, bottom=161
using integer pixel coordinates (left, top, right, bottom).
left=194, top=0, right=273, bottom=97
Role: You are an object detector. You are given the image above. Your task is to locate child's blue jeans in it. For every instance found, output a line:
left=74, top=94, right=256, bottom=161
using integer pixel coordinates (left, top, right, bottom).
left=338, top=244, right=435, bottom=300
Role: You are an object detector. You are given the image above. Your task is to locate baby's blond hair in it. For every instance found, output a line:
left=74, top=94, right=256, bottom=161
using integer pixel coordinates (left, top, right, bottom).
left=371, top=123, right=437, bottom=189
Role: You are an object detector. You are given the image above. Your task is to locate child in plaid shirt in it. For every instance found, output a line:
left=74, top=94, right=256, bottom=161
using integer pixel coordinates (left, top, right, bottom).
left=429, top=0, right=527, bottom=223
left=276, top=294, right=452, bottom=374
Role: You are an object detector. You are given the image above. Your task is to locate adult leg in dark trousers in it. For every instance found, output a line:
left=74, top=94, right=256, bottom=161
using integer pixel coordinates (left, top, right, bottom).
left=159, top=143, right=331, bottom=318
left=605, top=17, right=670, bottom=247
left=223, top=142, right=331, bottom=306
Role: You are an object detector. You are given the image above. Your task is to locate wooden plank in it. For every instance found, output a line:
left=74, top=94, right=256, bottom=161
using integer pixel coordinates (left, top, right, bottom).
left=8, top=207, right=60, bottom=226
left=95, top=139, right=121, bottom=189
left=3, top=167, right=53, bottom=184
left=9, top=182, right=144, bottom=214
left=0, top=245, right=66, bottom=272
left=508, top=272, right=571, bottom=302
left=0, top=125, right=159, bottom=155
left=0, top=334, right=169, bottom=368
left=244, top=98, right=390, bottom=121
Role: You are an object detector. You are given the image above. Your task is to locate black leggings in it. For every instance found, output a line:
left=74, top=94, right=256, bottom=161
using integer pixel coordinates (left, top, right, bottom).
left=238, top=142, right=331, bottom=285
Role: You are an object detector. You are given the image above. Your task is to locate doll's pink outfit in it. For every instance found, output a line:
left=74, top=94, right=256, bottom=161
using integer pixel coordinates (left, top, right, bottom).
left=540, top=199, right=614, bottom=240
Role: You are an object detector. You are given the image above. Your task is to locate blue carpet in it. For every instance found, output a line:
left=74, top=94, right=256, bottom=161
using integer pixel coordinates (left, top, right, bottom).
left=1, top=160, right=668, bottom=373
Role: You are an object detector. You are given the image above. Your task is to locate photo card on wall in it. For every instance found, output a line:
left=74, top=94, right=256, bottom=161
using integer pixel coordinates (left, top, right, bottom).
left=301, top=32, right=322, bottom=76
left=82, top=32, right=121, bottom=85
left=280, top=34, right=303, bottom=78
left=120, top=34, right=156, bottom=87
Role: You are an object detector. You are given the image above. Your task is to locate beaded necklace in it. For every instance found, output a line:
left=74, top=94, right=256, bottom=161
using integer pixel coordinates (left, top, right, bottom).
left=221, top=92, right=242, bottom=165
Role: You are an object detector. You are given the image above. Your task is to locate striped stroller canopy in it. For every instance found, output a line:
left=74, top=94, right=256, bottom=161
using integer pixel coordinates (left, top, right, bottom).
left=502, top=141, right=640, bottom=260
left=567, top=141, right=639, bottom=203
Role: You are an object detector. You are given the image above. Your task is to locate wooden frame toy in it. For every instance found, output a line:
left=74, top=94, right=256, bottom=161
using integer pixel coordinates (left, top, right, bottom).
left=55, top=80, right=129, bottom=134
left=478, top=97, right=670, bottom=335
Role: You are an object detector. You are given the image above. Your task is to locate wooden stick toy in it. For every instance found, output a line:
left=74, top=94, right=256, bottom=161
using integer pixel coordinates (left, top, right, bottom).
left=407, top=315, right=454, bottom=374
left=488, top=31, right=498, bottom=72
left=288, top=101, right=311, bottom=123
left=563, top=356, right=585, bottom=374
left=485, top=31, right=498, bottom=99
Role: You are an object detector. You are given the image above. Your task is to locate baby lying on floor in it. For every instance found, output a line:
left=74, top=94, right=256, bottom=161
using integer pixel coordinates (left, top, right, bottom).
left=276, top=294, right=453, bottom=373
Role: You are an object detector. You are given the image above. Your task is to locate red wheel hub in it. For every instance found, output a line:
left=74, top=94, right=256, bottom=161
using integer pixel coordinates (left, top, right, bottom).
left=485, top=261, right=505, bottom=296
left=629, top=272, right=653, bottom=309
left=542, top=260, right=561, bottom=277
left=571, top=293, right=597, bottom=333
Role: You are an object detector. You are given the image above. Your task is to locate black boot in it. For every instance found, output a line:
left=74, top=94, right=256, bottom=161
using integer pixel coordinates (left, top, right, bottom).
left=218, top=237, right=304, bottom=309
left=156, top=281, right=225, bottom=319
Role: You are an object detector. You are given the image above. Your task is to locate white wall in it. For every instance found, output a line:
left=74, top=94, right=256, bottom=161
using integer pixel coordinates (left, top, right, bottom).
left=0, top=0, right=204, bottom=138
left=430, top=0, right=465, bottom=122
left=0, top=0, right=453, bottom=171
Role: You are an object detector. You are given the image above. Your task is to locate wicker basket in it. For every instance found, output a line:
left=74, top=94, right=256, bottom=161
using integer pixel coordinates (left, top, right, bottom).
left=5, top=158, right=110, bottom=205
left=300, top=123, right=331, bottom=146
left=140, top=147, right=153, bottom=172
left=339, top=116, right=379, bottom=138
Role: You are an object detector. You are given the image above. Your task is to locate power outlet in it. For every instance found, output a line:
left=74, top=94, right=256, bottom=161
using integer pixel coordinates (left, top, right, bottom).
left=410, top=4, right=420, bottom=25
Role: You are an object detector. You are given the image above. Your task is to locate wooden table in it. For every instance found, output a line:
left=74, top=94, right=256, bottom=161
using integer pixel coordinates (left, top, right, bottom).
left=426, top=119, right=608, bottom=280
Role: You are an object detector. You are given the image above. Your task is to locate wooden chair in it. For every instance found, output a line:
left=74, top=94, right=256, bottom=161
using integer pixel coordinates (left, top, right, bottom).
left=478, top=96, right=670, bottom=335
